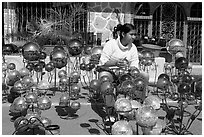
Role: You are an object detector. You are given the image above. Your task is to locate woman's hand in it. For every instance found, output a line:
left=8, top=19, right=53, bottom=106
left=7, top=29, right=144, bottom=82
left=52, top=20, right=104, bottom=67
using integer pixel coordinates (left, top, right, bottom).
left=116, top=58, right=129, bottom=67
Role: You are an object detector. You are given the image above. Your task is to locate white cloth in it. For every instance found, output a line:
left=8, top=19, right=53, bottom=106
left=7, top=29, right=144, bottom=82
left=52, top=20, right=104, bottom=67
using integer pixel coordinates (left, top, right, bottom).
left=100, top=38, right=139, bottom=68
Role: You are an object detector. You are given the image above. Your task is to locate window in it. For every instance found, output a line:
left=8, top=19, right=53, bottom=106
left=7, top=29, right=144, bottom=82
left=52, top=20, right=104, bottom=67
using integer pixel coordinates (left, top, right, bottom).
left=190, top=3, right=202, bottom=18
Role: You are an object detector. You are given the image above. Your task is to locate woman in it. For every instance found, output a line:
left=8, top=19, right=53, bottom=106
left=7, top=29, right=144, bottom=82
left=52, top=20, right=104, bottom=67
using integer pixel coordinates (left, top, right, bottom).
left=98, top=23, right=140, bottom=119
left=100, top=23, right=139, bottom=69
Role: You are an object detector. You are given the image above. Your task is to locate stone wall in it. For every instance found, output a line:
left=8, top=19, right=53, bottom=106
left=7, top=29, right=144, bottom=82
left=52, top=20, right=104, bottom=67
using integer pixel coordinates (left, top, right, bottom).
left=87, top=2, right=132, bottom=45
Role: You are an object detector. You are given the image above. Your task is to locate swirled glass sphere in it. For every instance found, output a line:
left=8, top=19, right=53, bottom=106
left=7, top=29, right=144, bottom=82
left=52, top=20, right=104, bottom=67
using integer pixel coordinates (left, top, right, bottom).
left=131, top=100, right=142, bottom=109
left=111, top=120, right=133, bottom=135
left=141, top=120, right=163, bottom=135
left=13, top=97, right=28, bottom=112
left=135, top=105, right=158, bottom=127
left=143, top=95, right=161, bottom=110
left=114, top=98, right=132, bottom=116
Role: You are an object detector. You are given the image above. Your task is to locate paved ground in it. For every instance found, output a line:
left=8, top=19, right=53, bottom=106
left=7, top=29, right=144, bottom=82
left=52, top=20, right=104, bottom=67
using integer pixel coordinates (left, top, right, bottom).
left=2, top=85, right=202, bottom=135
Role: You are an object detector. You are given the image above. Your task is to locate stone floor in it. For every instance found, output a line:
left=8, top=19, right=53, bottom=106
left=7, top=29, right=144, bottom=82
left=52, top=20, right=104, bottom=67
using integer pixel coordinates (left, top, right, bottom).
left=2, top=84, right=202, bottom=135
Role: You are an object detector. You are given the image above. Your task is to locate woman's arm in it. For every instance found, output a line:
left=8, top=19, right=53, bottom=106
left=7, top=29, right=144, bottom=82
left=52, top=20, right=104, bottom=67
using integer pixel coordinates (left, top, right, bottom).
left=100, top=40, right=116, bottom=66
left=103, top=58, right=118, bottom=67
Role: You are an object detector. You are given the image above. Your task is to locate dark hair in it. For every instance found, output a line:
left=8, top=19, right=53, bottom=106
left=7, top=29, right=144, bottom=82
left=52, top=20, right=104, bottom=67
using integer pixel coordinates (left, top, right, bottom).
left=119, top=23, right=135, bottom=38
left=116, top=24, right=122, bottom=31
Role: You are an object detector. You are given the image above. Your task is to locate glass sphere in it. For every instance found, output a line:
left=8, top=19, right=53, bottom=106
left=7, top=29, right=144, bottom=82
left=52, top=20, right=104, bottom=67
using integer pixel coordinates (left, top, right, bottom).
left=13, top=97, right=28, bottom=112
left=178, top=82, right=191, bottom=94
left=141, top=120, right=163, bottom=135
left=111, top=120, right=133, bottom=135
left=135, top=105, right=158, bottom=127
left=22, top=42, right=40, bottom=61
left=68, top=38, right=83, bottom=56
left=158, top=73, right=170, bottom=81
left=143, top=95, right=161, bottom=110
left=90, top=79, right=101, bottom=91
left=19, top=67, right=30, bottom=78
left=167, top=39, right=185, bottom=55
left=175, top=57, right=188, bottom=70
left=58, top=70, right=67, bottom=79
left=37, top=96, right=52, bottom=110
left=157, top=78, right=170, bottom=90
left=7, top=63, right=16, bottom=70
left=50, top=49, right=68, bottom=69
left=45, top=63, right=55, bottom=72
left=114, top=98, right=132, bottom=116
left=71, top=101, right=81, bottom=110
left=91, top=46, right=103, bottom=55
left=100, top=81, right=114, bottom=95
left=119, top=74, right=132, bottom=84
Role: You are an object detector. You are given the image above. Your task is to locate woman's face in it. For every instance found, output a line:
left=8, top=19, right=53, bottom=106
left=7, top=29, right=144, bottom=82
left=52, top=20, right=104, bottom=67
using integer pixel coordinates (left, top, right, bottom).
left=121, top=30, right=136, bottom=46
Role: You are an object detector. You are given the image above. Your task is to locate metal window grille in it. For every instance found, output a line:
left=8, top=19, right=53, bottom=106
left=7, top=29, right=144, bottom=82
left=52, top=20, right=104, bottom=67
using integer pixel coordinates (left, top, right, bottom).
left=187, top=19, right=202, bottom=64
